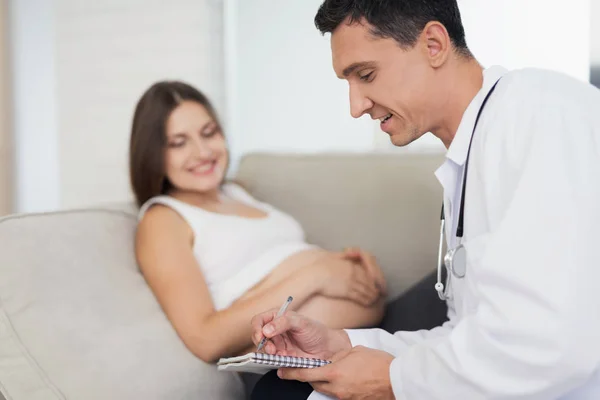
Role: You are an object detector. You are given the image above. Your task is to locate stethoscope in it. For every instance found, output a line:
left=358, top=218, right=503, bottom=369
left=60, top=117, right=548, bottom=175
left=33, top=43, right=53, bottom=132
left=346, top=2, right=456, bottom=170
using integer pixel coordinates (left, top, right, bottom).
left=435, top=79, right=501, bottom=301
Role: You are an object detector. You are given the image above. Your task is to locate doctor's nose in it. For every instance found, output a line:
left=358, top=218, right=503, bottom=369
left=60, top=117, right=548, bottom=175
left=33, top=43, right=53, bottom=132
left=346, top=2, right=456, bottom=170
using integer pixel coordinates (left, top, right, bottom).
left=349, top=84, right=374, bottom=119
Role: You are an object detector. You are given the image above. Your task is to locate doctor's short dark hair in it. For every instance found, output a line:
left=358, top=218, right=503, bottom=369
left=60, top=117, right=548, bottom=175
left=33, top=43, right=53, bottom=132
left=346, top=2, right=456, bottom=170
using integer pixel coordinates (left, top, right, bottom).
left=314, top=0, right=472, bottom=58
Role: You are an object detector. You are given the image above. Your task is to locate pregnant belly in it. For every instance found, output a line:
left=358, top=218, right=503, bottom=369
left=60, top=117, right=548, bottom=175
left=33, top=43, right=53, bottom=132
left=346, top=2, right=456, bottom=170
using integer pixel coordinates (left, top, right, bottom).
left=235, top=247, right=328, bottom=302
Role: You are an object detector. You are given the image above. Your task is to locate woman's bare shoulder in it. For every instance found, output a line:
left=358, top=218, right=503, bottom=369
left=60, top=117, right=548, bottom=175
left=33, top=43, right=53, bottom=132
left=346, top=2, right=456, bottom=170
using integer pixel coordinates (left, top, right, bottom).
left=136, top=203, right=192, bottom=245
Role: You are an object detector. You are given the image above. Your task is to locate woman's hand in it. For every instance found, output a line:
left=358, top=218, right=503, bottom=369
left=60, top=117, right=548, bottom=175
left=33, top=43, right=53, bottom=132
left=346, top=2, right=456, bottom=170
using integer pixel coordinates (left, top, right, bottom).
left=312, top=253, right=382, bottom=307
left=342, top=247, right=387, bottom=298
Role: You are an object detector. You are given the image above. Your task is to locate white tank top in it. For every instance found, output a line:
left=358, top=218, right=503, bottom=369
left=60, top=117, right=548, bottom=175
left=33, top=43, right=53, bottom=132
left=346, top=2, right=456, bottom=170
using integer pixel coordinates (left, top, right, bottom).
left=138, top=183, right=317, bottom=310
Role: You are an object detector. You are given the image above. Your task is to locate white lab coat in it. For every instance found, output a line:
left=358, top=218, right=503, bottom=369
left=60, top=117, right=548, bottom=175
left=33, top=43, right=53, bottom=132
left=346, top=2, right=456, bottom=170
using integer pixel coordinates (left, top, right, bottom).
left=308, top=66, right=600, bottom=399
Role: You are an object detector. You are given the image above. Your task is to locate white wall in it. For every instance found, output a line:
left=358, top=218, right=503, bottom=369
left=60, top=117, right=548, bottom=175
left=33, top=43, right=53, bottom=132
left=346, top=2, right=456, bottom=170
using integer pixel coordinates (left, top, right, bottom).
left=55, top=0, right=224, bottom=209
left=591, top=0, right=600, bottom=87
left=460, top=0, right=590, bottom=82
left=590, top=0, right=600, bottom=65
left=10, top=0, right=224, bottom=212
left=225, top=0, right=375, bottom=174
left=9, top=0, right=60, bottom=213
left=0, top=0, right=12, bottom=216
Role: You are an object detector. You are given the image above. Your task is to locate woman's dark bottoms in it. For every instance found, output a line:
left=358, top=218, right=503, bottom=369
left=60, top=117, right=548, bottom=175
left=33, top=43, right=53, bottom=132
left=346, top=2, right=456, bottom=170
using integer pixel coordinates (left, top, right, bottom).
left=244, top=270, right=448, bottom=399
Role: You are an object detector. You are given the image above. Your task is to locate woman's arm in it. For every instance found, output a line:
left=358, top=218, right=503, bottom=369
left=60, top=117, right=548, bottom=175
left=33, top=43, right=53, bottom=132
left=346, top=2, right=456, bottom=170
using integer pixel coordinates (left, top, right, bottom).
left=135, top=205, right=325, bottom=363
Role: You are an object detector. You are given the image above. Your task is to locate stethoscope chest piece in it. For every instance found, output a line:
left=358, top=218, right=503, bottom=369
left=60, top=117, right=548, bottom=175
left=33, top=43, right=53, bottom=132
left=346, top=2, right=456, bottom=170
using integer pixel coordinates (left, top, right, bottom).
left=445, top=244, right=467, bottom=278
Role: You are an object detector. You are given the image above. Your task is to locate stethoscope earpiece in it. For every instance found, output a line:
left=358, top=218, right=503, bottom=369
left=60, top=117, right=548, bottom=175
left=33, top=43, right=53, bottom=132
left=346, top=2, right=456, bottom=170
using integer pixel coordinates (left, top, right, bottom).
left=434, top=281, right=446, bottom=301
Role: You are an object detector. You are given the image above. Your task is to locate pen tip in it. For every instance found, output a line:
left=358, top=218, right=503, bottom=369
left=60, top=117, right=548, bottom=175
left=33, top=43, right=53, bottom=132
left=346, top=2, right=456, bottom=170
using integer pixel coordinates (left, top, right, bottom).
left=287, top=296, right=293, bottom=302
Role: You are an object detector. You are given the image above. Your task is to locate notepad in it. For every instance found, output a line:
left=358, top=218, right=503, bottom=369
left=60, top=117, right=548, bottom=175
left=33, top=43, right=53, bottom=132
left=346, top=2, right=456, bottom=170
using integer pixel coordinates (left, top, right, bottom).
left=217, top=352, right=332, bottom=374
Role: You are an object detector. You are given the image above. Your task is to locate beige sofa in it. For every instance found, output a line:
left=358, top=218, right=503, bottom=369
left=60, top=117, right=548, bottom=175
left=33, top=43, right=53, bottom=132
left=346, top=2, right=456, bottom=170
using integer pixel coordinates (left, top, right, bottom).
left=0, top=152, right=444, bottom=400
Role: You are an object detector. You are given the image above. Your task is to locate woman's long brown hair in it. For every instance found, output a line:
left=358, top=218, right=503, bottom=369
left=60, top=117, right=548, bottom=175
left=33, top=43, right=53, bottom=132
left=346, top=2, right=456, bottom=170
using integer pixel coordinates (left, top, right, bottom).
left=129, top=81, right=223, bottom=208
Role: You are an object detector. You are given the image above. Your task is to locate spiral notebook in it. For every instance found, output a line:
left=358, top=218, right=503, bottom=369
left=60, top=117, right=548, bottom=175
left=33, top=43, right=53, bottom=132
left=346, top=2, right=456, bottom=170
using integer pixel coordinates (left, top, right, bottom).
left=217, top=352, right=331, bottom=374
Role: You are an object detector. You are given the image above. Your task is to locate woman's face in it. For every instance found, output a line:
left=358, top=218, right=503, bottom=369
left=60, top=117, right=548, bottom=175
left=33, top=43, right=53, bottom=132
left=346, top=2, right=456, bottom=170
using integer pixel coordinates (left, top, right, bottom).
left=164, top=100, right=228, bottom=195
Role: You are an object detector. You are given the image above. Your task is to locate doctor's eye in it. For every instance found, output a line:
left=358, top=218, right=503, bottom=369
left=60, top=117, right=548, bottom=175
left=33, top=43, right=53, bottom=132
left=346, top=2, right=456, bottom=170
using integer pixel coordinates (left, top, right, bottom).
left=359, top=71, right=374, bottom=82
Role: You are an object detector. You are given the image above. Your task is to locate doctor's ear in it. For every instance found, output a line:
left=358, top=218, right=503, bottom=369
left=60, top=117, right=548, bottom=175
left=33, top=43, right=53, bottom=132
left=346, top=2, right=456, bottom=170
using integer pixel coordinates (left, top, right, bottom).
left=421, top=21, right=451, bottom=68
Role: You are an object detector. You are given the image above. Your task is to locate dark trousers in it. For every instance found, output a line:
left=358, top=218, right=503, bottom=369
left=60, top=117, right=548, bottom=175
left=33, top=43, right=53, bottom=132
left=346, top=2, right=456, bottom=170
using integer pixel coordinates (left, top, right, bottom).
left=247, top=270, right=448, bottom=400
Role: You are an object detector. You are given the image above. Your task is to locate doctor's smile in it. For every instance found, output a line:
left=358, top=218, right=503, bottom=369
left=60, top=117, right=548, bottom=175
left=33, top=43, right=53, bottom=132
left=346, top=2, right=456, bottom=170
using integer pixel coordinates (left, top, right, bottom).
left=375, top=112, right=396, bottom=134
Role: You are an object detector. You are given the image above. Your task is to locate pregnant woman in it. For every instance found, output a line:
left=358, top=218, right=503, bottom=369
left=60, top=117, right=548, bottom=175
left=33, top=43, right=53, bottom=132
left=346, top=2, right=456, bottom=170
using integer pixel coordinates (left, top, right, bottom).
left=130, top=80, right=386, bottom=363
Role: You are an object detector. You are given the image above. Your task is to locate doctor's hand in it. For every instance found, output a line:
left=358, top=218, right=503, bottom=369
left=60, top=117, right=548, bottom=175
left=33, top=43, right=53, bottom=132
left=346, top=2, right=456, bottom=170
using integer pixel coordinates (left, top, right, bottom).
left=251, top=310, right=351, bottom=360
left=279, top=345, right=395, bottom=400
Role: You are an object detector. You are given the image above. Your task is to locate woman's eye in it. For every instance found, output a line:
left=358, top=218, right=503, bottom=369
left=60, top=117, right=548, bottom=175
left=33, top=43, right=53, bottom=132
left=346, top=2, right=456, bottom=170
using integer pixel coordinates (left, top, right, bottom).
left=202, top=128, right=219, bottom=137
left=359, top=72, right=374, bottom=82
left=168, top=141, right=185, bottom=148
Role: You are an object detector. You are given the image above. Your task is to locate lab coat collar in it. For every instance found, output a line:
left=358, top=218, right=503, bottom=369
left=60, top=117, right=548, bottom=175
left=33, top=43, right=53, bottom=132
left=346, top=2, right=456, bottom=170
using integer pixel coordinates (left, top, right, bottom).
left=445, top=65, right=509, bottom=166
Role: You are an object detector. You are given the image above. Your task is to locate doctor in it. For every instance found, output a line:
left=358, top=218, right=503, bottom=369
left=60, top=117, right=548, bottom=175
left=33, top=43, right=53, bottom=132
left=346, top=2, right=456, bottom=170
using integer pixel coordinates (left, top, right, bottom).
left=250, top=0, right=600, bottom=399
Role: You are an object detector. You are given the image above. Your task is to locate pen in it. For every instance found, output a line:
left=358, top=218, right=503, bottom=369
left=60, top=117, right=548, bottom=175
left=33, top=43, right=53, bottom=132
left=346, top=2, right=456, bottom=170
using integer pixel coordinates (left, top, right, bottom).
left=256, top=296, right=293, bottom=353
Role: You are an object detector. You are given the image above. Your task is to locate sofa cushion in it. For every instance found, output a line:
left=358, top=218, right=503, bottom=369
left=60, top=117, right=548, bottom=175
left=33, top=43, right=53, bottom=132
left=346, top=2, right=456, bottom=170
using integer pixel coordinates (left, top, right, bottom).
left=234, top=152, right=445, bottom=301
left=0, top=209, right=244, bottom=400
